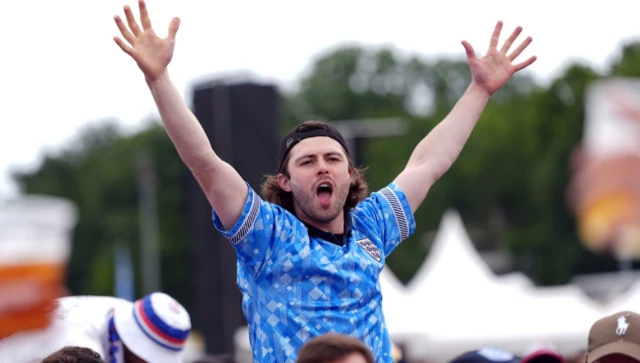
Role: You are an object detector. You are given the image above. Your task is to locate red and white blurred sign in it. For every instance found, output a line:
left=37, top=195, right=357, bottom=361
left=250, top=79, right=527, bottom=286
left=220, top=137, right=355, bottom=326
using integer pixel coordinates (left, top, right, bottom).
left=569, top=77, right=640, bottom=259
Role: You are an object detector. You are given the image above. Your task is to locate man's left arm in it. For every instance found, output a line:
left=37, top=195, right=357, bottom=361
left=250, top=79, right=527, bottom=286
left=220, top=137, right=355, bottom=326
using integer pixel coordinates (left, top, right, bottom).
left=395, top=21, right=537, bottom=213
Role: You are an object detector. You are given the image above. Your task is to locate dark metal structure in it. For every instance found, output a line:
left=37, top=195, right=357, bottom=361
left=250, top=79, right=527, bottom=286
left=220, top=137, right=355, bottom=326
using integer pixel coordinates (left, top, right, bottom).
left=186, top=80, right=281, bottom=355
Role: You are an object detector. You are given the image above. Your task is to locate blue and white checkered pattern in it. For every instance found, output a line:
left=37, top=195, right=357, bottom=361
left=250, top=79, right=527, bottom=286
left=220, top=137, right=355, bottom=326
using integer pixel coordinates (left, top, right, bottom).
left=212, top=182, right=416, bottom=363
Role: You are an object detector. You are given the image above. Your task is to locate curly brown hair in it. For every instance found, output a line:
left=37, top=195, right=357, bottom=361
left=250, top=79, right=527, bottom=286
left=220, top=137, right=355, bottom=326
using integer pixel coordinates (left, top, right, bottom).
left=261, top=121, right=368, bottom=214
left=42, top=346, right=105, bottom=363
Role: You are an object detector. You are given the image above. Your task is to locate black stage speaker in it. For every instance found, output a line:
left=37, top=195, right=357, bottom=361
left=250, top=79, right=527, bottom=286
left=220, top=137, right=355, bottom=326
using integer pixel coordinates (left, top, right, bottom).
left=186, top=80, right=281, bottom=355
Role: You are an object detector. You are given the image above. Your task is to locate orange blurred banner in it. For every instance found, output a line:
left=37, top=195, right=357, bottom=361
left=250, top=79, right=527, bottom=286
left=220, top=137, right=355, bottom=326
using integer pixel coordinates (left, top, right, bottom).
left=569, top=77, right=640, bottom=259
left=0, top=196, right=77, bottom=338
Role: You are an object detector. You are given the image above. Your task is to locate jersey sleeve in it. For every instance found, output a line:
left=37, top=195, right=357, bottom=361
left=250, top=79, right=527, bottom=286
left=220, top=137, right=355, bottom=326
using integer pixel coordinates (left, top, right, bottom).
left=351, top=182, right=416, bottom=257
left=212, top=182, right=294, bottom=277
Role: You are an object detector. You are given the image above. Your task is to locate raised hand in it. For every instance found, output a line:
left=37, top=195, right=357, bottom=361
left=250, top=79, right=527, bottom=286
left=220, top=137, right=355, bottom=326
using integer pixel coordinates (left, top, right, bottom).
left=462, top=21, right=537, bottom=96
left=113, top=0, right=180, bottom=81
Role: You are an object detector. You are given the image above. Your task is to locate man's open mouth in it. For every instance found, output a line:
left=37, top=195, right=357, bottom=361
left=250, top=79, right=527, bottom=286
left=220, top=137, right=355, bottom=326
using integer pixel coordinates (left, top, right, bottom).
left=316, top=182, right=333, bottom=205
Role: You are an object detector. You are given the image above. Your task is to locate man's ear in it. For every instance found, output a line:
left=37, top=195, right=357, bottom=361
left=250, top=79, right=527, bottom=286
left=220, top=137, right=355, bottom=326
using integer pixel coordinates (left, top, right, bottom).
left=278, top=173, right=292, bottom=192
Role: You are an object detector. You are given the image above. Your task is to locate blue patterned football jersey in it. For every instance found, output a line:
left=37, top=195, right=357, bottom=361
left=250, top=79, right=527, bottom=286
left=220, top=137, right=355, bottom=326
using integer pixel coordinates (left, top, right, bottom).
left=212, top=182, right=416, bottom=363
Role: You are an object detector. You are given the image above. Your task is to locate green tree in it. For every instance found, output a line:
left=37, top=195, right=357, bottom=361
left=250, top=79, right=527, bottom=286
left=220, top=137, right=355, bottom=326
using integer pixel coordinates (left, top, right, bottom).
left=13, top=40, right=640, bottom=302
left=13, top=120, right=194, bottom=311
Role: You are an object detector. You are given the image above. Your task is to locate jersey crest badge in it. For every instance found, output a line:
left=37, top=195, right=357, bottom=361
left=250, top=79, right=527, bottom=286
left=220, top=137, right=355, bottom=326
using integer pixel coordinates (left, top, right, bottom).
left=356, top=237, right=381, bottom=262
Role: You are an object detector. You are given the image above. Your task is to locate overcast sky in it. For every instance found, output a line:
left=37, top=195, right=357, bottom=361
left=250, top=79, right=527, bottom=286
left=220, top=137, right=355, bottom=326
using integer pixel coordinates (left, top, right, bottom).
left=1, top=0, right=638, bottom=198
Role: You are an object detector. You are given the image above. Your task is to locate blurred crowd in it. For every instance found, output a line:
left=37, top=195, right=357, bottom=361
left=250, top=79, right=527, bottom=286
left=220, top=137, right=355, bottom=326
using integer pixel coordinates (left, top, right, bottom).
left=0, top=288, right=639, bottom=363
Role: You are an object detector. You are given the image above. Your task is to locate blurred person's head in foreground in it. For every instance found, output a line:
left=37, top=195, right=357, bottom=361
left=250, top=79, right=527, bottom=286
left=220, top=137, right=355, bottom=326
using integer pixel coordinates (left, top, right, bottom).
left=449, top=347, right=564, bottom=363
left=587, top=311, right=640, bottom=363
left=296, top=333, right=375, bottom=363
left=42, top=346, right=105, bottom=363
left=521, top=348, right=566, bottom=363
left=190, top=354, right=234, bottom=363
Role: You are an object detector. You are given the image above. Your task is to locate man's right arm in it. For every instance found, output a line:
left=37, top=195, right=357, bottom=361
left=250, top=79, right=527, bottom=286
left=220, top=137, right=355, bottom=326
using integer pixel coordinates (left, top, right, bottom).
left=147, top=72, right=247, bottom=230
left=113, top=1, right=247, bottom=230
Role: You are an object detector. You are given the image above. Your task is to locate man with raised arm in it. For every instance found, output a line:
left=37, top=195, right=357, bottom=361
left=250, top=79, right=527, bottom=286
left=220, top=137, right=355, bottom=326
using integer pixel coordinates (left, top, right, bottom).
left=113, top=2, right=536, bottom=362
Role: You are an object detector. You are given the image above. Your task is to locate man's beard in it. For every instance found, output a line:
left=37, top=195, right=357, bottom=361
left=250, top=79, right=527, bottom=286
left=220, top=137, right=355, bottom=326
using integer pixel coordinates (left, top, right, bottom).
left=292, top=182, right=349, bottom=223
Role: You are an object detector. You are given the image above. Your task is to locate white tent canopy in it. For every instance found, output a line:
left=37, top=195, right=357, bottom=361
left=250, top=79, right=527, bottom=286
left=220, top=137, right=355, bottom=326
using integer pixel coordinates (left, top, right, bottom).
left=405, top=210, right=503, bottom=298
left=603, top=279, right=640, bottom=315
left=499, top=272, right=535, bottom=289
left=387, top=211, right=602, bottom=362
left=380, top=266, right=417, bottom=337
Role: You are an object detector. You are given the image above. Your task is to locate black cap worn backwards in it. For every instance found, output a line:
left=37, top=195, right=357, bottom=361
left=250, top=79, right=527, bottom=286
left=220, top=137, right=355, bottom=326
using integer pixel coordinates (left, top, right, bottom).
left=278, top=122, right=350, bottom=171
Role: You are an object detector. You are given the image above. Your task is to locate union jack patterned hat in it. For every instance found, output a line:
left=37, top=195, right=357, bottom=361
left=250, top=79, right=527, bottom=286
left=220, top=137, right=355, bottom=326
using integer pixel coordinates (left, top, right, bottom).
left=113, top=292, right=192, bottom=363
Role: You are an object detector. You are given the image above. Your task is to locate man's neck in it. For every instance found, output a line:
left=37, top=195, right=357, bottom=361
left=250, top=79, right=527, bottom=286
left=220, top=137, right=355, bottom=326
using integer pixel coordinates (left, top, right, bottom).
left=296, top=210, right=345, bottom=235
